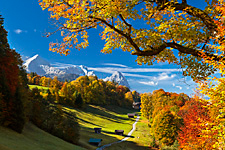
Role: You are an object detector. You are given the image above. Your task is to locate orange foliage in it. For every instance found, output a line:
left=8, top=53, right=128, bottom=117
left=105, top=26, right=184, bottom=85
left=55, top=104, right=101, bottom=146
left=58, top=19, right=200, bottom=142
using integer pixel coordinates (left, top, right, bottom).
left=178, top=97, right=217, bottom=149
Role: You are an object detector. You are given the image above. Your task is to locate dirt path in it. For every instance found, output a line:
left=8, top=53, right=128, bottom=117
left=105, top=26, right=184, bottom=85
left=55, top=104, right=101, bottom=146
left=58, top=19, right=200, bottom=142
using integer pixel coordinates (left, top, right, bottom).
left=96, top=115, right=140, bottom=150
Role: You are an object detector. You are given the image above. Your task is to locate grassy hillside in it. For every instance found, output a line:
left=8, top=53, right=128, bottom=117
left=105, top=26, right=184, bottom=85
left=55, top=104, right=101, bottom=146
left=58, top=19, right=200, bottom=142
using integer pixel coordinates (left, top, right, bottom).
left=107, top=115, right=157, bottom=150
left=0, top=103, right=153, bottom=150
left=62, top=105, right=136, bottom=149
left=61, top=105, right=154, bottom=150
left=5, top=84, right=152, bottom=149
left=28, top=85, right=49, bottom=93
left=0, top=122, right=85, bottom=150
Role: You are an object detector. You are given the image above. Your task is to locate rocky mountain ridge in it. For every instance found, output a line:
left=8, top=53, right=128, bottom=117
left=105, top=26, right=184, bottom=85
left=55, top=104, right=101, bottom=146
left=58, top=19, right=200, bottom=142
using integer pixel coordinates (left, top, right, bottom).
left=23, top=54, right=130, bottom=88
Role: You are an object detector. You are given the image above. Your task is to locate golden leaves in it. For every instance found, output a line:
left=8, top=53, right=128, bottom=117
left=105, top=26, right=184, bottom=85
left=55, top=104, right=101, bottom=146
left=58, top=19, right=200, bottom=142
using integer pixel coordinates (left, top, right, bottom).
left=39, top=0, right=225, bottom=83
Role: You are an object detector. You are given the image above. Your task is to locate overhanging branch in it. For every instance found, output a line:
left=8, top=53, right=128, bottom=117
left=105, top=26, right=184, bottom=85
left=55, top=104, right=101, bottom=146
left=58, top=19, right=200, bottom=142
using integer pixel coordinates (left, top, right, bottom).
left=89, top=15, right=142, bottom=53
left=132, top=42, right=224, bottom=62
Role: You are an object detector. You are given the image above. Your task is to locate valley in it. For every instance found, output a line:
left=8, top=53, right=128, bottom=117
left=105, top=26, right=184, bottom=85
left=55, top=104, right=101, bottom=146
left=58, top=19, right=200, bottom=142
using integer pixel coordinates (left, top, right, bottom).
left=0, top=103, right=152, bottom=150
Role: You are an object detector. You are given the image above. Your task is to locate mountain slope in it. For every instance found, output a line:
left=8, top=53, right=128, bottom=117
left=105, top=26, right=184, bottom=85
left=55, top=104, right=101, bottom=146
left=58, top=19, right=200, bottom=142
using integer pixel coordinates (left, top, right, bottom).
left=23, top=54, right=51, bottom=76
left=104, top=71, right=130, bottom=88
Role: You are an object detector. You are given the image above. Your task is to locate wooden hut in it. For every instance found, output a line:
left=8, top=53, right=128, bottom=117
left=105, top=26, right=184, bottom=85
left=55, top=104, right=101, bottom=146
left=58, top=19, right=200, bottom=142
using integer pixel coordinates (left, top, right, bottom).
left=89, top=138, right=102, bottom=146
left=115, top=130, right=124, bottom=135
left=127, top=113, right=135, bottom=118
left=94, top=128, right=102, bottom=134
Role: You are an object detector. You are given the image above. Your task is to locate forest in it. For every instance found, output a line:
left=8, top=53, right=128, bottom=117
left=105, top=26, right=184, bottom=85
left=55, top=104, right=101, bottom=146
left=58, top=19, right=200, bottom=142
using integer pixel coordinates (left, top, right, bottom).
left=1, top=0, right=225, bottom=149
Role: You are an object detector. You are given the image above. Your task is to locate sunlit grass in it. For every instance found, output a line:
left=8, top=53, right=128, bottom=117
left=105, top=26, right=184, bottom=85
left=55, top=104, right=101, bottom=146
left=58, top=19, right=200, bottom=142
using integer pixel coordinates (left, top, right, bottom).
left=107, top=115, right=156, bottom=150
left=24, top=84, right=149, bottom=149
left=28, top=85, right=49, bottom=94
left=0, top=122, right=85, bottom=150
left=62, top=105, right=137, bottom=149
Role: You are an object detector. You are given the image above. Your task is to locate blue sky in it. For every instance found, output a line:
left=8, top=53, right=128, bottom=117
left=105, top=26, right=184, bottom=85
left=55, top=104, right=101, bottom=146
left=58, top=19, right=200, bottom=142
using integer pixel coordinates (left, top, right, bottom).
left=0, top=0, right=209, bottom=96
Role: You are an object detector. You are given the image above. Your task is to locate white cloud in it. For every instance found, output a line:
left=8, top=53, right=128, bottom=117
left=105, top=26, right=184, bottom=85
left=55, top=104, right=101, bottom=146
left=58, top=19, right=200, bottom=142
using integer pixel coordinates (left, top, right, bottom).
left=88, top=67, right=180, bottom=73
left=172, top=83, right=182, bottom=90
left=52, top=62, right=75, bottom=69
left=102, top=63, right=128, bottom=68
left=176, top=86, right=182, bottom=90
left=14, top=29, right=23, bottom=34
left=14, top=29, right=28, bottom=34
left=139, top=81, right=158, bottom=86
left=122, top=73, right=152, bottom=79
left=88, top=66, right=179, bottom=81
left=154, top=72, right=176, bottom=81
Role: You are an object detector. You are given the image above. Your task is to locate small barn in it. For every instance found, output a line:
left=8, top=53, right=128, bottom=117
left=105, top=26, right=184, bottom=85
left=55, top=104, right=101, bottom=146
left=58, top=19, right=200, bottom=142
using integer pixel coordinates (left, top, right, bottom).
left=127, top=113, right=135, bottom=118
left=94, top=128, right=102, bottom=134
left=89, top=138, right=102, bottom=146
left=115, top=130, right=124, bottom=135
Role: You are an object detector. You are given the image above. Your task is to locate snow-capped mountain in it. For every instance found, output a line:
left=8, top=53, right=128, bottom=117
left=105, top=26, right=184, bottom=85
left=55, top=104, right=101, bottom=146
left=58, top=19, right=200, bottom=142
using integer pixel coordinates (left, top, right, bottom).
left=23, top=54, right=95, bottom=81
left=24, top=54, right=51, bottom=76
left=23, top=54, right=130, bottom=88
left=104, top=71, right=130, bottom=88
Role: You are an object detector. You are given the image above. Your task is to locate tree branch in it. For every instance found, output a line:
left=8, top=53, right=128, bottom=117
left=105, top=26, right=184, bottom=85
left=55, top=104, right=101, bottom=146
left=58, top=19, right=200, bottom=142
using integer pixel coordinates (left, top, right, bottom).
left=119, top=14, right=132, bottom=35
left=89, top=15, right=142, bottom=53
left=132, top=42, right=224, bottom=62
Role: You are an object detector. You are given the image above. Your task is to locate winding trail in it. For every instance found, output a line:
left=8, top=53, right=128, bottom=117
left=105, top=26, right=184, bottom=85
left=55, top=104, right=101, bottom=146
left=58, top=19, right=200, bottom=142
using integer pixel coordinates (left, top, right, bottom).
left=96, top=115, right=140, bottom=150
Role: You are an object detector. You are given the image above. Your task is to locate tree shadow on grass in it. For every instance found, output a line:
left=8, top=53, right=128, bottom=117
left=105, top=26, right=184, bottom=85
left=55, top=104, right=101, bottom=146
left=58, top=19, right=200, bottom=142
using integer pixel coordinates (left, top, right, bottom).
left=84, top=105, right=130, bottom=121
left=76, top=117, right=104, bottom=127
left=101, top=130, right=116, bottom=135
left=105, top=140, right=158, bottom=150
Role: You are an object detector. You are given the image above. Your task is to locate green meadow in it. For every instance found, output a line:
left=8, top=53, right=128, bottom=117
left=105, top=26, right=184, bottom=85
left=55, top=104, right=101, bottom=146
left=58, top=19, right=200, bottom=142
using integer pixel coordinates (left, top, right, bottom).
left=0, top=122, right=85, bottom=150
left=1, top=85, right=152, bottom=150
left=63, top=104, right=139, bottom=149
left=28, top=85, right=49, bottom=93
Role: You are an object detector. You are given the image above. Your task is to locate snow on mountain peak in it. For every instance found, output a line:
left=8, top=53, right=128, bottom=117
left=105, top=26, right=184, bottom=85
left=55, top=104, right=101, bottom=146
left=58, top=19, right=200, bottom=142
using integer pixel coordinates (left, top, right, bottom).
left=24, top=54, right=51, bottom=75
left=23, top=54, right=129, bottom=87
left=104, top=71, right=130, bottom=88
left=23, top=54, right=96, bottom=81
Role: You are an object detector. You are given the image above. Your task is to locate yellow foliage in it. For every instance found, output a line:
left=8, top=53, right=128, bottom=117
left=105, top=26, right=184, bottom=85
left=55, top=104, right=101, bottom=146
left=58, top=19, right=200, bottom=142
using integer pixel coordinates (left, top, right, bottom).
left=39, top=0, right=225, bottom=80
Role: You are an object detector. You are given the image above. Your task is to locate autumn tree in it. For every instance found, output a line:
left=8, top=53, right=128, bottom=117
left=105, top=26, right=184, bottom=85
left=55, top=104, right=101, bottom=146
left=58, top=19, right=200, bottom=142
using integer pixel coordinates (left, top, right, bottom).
left=152, top=108, right=179, bottom=146
left=104, top=81, right=118, bottom=105
left=116, top=85, right=130, bottom=106
left=140, top=93, right=153, bottom=120
left=39, top=76, right=52, bottom=87
left=39, top=0, right=225, bottom=81
left=178, top=97, right=216, bottom=149
left=0, top=15, right=28, bottom=133
left=124, top=91, right=134, bottom=107
left=61, top=81, right=69, bottom=97
left=86, top=79, right=106, bottom=104
left=184, top=1, right=225, bottom=149
left=73, top=91, right=83, bottom=108
left=132, top=90, right=140, bottom=102
left=71, top=76, right=90, bottom=103
left=50, top=76, right=61, bottom=102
